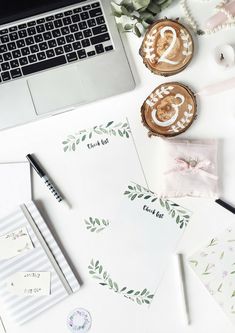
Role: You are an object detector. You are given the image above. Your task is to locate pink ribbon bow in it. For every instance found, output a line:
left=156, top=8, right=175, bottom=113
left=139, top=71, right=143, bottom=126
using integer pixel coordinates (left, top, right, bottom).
left=166, top=158, right=218, bottom=180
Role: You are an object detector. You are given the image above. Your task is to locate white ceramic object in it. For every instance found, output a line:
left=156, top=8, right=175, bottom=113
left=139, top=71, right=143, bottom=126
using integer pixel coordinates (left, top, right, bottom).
left=214, top=44, right=235, bottom=68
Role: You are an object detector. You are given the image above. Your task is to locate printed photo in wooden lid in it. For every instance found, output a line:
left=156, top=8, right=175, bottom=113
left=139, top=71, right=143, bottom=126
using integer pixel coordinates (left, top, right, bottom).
left=139, top=19, right=194, bottom=76
left=141, top=82, right=197, bottom=137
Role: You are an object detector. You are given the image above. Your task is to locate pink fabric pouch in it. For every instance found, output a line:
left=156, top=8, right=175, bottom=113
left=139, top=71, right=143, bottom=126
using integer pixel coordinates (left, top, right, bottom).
left=156, top=139, right=218, bottom=198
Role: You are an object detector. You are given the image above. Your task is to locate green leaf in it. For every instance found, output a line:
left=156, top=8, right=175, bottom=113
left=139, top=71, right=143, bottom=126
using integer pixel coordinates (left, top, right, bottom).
left=139, top=11, right=154, bottom=23
left=159, top=199, right=165, bottom=207
left=96, top=227, right=105, bottom=233
left=165, top=201, right=170, bottom=211
left=136, top=184, right=142, bottom=191
left=113, top=282, right=119, bottom=291
left=100, top=283, right=107, bottom=286
left=108, top=278, right=113, bottom=288
left=171, top=210, right=175, bottom=218
left=111, top=2, right=123, bottom=14
left=82, top=134, right=86, bottom=141
left=99, top=265, right=103, bottom=274
left=147, top=294, right=154, bottom=298
left=189, top=260, right=198, bottom=266
left=120, top=5, right=130, bottom=15
left=91, top=227, right=96, bottom=232
left=103, top=271, right=107, bottom=279
left=131, top=194, right=137, bottom=200
left=133, top=0, right=150, bottom=11
left=136, top=298, right=142, bottom=305
left=128, top=185, right=133, bottom=190
left=144, top=195, right=151, bottom=199
left=217, top=283, right=223, bottom=292
left=72, top=143, right=76, bottom=151
left=106, top=121, right=114, bottom=127
left=176, top=216, right=180, bottom=224
left=112, top=11, right=123, bottom=17
left=63, top=146, right=69, bottom=152
left=147, top=2, right=161, bottom=13
left=138, top=194, right=144, bottom=198
left=124, top=24, right=133, bottom=31
left=89, top=132, right=92, bottom=139
left=95, top=260, right=99, bottom=268
left=141, top=288, right=147, bottom=296
left=177, top=210, right=187, bottom=214
left=180, top=222, right=184, bottom=229
left=124, top=191, right=130, bottom=195
left=89, top=270, right=95, bottom=274
left=95, top=218, right=100, bottom=225
left=120, top=287, right=127, bottom=292
left=127, top=290, right=134, bottom=294
left=151, top=197, right=157, bottom=202
left=134, top=291, right=140, bottom=295
left=144, top=299, right=150, bottom=304
left=160, top=0, right=173, bottom=9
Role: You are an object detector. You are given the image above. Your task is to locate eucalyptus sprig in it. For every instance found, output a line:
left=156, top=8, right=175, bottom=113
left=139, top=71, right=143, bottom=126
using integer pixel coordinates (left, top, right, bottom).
left=88, top=259, right=154, bottom=305
left=111, top=0, right=173, bottom=37
left=124, top=182, right=191, bottom=229
left=85, top=217, right=110, bottom=233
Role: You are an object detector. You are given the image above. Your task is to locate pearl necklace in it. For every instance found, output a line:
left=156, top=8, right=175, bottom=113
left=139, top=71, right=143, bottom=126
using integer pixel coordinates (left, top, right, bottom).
left=180, top=0, right=235, bottom=34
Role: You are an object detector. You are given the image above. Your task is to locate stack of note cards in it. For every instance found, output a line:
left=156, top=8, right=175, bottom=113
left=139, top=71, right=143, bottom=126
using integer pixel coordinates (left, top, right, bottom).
left=189, top=228, right=235, bottom=324
left=0, top=202, right=80, bottom=327
left=0, top=162, right=80, bottom=328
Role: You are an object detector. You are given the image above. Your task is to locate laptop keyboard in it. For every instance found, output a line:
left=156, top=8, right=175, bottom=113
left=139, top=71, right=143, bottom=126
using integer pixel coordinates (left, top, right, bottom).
left=0, top=2, right=113, bottom=84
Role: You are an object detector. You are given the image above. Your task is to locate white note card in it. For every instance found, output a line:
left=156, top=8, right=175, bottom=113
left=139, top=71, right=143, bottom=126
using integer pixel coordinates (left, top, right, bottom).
left=0, top=162, right=31, bottom=218
left=6, top=272, right=51, bottom=296
left=0, top=227, right=34, bottom=261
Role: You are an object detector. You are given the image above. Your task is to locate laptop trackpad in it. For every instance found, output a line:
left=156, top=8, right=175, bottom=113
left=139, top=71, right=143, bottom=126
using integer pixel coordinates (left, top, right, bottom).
left=27, top=66, right=86, bottom=115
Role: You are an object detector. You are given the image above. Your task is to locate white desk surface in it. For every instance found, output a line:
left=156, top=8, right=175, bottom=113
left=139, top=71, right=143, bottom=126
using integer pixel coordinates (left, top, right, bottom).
left=1, top=1, right=235, bottom=332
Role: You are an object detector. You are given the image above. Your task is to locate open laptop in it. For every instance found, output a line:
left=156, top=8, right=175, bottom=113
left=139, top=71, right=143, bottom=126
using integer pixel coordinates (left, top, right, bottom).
left=0, top=0, right=135, bottom=130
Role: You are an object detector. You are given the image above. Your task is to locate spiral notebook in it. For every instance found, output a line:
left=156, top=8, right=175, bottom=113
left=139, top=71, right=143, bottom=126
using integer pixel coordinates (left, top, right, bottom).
left=0, top=201, right=80, bottom=327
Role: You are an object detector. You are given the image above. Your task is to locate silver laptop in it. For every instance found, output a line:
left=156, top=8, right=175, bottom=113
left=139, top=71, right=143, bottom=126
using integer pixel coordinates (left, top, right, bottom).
left=0, top=0, right=135, bottom=130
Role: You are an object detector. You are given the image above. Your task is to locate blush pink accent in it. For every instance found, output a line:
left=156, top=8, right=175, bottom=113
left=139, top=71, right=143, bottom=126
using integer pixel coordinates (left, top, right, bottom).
left=206, top=0, right=235, bottom=29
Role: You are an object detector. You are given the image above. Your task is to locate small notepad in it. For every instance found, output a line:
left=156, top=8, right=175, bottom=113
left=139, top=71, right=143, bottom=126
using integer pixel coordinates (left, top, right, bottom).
left=189, top=228, right=235, bottom=325
left=0, top=201, right=80, bottom=326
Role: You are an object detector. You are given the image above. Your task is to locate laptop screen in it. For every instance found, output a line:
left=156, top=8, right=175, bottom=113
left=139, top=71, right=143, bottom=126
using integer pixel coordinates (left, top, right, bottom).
left=0, top=0, right=85, bottom=25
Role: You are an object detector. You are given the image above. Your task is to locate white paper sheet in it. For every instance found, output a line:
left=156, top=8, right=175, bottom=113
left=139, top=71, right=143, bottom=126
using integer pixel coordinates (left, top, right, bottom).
left=6, top=272, right=51, bottom=297
left=189, top=228, right=235, bottom=324
left=61, top=118, right=192, bottom=306
left=0, top=226, right=34, bottom=260
left=0, top=162, right=31, bottom=218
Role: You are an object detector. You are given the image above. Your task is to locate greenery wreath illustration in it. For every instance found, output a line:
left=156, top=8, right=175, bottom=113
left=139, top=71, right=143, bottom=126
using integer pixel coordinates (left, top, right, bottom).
left=124, top=183, right=191, bottom=229
left=88, top=259, right=154, bottom=305
left=62, top=121, right=131, bottom=152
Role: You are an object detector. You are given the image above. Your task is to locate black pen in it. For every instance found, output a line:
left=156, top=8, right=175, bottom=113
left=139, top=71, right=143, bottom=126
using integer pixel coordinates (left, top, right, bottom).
left=215, top=199, right=235, bottom=215
left=26, top=154, right=69, bottom=207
